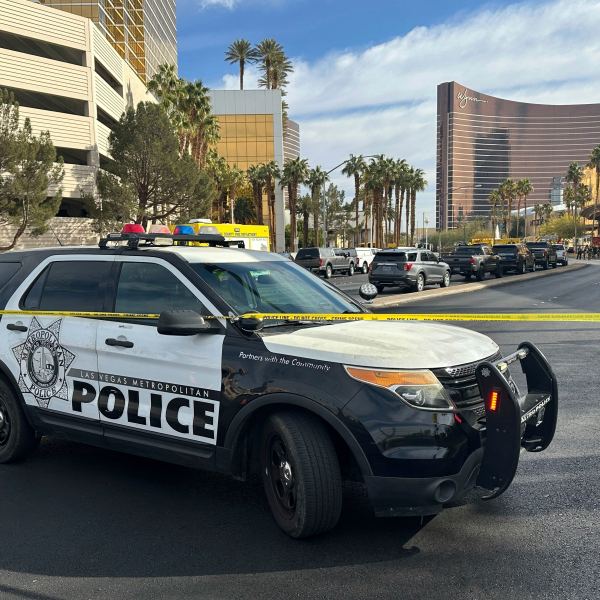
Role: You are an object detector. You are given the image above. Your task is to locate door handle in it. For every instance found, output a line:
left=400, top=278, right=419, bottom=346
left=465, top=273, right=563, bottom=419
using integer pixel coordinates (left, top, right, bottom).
left=7, top=323, right=28, bottom=332
left=105, top=337, right=134, bottom=348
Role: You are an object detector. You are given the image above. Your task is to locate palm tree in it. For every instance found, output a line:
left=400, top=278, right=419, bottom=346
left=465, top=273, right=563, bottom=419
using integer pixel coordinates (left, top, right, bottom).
left=234, top=197, right=256, bottom=224
left=564, top=186, right=575, bottom=217
left=392, top=159, right=408, bottom=246
left=364, top=159, right=384, bottom=247
left=489, top=190, right=501, bottom=239
left=298, top=193, right=312, bottom=247
left=247, top=164, right=267, bottom=225
left=516, top=178, right=533, bottom=237
left=306, top=166, right=329, bottom=246
left=262, top=161, right=281, bottom=249
left=225, top=39, right=258, bottom=90
left=281, top=157, right=309, bottom=250
left=223, top=166, right=245, bottom=223
left=255, top=39, right=285, bottom=89
left=587, top=145, right=600, bottom=236
left=409, top=168, right=426, bottom=245
left=498, top=179, right=517, bottom=235
left=341, top=154, right=366, bottom=246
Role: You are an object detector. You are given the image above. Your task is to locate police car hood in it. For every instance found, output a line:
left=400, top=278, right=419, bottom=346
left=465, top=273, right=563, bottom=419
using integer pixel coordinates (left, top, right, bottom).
left=261, top=320, right=499, bottom=369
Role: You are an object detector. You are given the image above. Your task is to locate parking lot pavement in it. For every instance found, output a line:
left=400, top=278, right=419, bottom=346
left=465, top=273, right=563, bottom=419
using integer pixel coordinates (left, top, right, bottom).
left=0, top=264, right=598, bottom=600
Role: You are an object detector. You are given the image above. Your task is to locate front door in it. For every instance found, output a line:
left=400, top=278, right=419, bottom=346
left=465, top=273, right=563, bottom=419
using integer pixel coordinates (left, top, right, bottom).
left=0, top=257, right=113, bottom=439
left=94, top=257, right=226, bottom=459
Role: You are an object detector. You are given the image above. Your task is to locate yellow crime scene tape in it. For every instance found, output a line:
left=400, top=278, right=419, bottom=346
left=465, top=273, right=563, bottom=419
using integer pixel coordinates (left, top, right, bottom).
left=0, top=310, right=600, bottom=322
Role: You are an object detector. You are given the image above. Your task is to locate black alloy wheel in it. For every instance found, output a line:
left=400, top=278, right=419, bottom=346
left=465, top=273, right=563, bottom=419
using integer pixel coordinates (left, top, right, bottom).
left=0, top=396, right=11, bottom=447
left=0, top=379, right=38, bottom=463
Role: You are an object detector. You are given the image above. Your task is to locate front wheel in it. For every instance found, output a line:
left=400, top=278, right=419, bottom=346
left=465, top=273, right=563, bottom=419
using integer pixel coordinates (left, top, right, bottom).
left=414, top=273, right=425, bottom=292
left=260, top=412, right=342, bottom=539
left=440, top=271, right=451, bottom=288
left=361, top=261, right=368, bottom=274
left=0, top=379, right=38, bottom=464
left=324, top=264, right=333, bottom=279
left=495, top=265, right=503, bottom=278
left=476, top=267, right=485, bottom=281
left=543, top=260, right=549, bottom=270
left=520, top=261, right=527, bottom=275
left=347, top=262, right=354, bottom=276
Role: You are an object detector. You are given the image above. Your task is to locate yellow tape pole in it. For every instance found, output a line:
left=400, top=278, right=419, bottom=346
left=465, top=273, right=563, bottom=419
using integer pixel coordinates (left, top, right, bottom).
left=1, top=310, right=600, bottom=322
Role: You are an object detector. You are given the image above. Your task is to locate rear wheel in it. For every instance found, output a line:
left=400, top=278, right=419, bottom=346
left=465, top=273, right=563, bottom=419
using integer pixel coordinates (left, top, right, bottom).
left=476, top=267, right=485, bottom=281
left=0, top=379, right=38, bottom=464
left=375, top=284, right=385, bottom=293
left=464, top=273, right=472, bottom=281
left=414, top=273, right=425, bottom=292
left=440, top=271, right=451, bottom=288
left=260, top=412, right=342, bottom=538
left=347, top=262, right=354, bottom=276
left=543, top=260, right=549, bottom=270
left=495, top=265, right=503, bottom=278
left=361, top=261, right=368, bottom=274
left=325, top=264, right=333, bottom=279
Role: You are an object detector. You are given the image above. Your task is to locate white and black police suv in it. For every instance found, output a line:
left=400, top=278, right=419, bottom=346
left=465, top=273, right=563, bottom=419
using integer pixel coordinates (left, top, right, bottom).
left=0, top=232, right=558, bottom=538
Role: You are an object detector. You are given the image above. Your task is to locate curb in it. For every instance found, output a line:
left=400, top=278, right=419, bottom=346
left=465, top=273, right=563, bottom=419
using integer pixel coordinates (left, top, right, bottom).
left=372, top=262, right=590, bottom=309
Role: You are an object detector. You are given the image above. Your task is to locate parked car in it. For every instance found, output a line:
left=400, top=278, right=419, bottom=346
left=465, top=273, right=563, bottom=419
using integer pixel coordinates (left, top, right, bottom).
left=335, top=248, right=357, bottom=275
left=442, top=244, right=502, bottom=280
left=492, top=243, right=535, bottom=274
left=369, top=249, right=451, bottom=292
left=552, top=243, right=568, bottom=266
left=525, top=242, right=558, bottom=269
left=355, top=247, right=378, bottom=274
left=294, top=247, right=350, bottom=278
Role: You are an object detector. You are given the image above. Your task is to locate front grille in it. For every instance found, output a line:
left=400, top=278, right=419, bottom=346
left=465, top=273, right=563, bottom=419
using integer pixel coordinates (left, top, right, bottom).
left=433, top=352, right=501, bottom=412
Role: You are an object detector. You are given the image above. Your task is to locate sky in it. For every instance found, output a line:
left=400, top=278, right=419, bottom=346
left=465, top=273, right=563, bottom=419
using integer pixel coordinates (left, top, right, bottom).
left=176, top=0, right=600, bottom=225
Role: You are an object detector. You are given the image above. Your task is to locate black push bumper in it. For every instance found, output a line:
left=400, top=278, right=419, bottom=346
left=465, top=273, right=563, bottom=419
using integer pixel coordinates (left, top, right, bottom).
left=366, top=342, right=558, bottom=516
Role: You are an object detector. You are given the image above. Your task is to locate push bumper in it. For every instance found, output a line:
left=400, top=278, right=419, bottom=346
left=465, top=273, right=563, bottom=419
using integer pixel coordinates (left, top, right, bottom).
left=366, top=342, right=558, bottom=516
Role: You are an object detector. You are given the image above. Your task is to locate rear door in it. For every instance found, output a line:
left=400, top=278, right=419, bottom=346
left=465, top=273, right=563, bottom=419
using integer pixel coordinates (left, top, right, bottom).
left=95, top=256, right=226, bottom=460
left=0, top=256, right=113, bottom=439
left=422, top=252, right=443, bottom=281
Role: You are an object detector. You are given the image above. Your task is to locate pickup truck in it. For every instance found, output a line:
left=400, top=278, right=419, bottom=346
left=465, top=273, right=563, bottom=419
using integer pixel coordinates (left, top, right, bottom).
left=443, top=244, right=502, bottom=280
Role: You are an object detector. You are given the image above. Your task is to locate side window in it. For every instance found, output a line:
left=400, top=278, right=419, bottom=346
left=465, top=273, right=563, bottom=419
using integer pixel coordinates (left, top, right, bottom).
left=407, top=252, right=418, bottom=261
left=22, top=261, right=111, bottom=311
left=115, top=262, right=206, bottom=317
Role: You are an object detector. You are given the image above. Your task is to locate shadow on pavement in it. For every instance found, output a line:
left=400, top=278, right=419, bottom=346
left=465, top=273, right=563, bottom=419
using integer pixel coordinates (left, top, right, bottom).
left=0, top=438, right=426, bottom=579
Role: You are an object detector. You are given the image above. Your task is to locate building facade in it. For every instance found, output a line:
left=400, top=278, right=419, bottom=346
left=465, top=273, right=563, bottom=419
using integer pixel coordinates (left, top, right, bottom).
left=437, top=81, right=600, bottom=230
left=209, top=90, right=286, bottom=251
left=39, top=0, right=176, bottom=81
left=0, top=0, right=153, bottom=221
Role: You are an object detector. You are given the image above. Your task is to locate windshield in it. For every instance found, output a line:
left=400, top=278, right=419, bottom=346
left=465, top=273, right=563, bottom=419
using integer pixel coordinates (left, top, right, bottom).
left=553, top=244, right=564, bottom=250
left=493, top=245, right=517, bottom=252
left=527, top=243, right=547, bottom=248
left=190, top=260, right=362, bottom=317
left=296, top=248, right=319, bottom=259
left=453, top=246, right=483, bottom=254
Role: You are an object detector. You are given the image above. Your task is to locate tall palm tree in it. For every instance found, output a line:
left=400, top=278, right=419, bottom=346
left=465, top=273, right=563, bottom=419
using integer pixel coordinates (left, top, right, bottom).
left=255, top=39, right=285, bottom=89
left=498, top=179, right=516, bottom=235
left=409, top=168, right=426, bottom=245
left=298, top=193, right=312, bottom=247
left=223, top=166, right=245, bottom=223
left=392, top=159, right=408, bottom=246
left=281, top=157, right=309, bottom=251
left=341, top=154, right=366, bottom=246
left=364, top=159, right=384, bottom=247
left=262, top=161, right=281, bottom=249
left=587, top=145, right=600, bottom=236
left=225, top=39, right=258, bottom=90
left=306, top=166, right=329, bottom=246
left=247, top=164, right=267, bottom=225
left=516, top=178, right=533, bottom=237
left=488, top=190, right=501, bottom=239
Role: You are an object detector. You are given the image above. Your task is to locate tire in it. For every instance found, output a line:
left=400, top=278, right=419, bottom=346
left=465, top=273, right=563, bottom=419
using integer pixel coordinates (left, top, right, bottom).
left=543, top=260, right=549, bottom=270
left=324, top=264, right=333, bottom=279
left=440, top=271, right=451, bottom=288
left=414, top=273, right=425, bottom=292
left=476, top=267, right=485, bottom=281
left=520, top=261, right=527, bottom=275
left=375, top=284, right=385, bottom=293
left=0, top=378, right=38, bottom=464
left=347, top=262, right=354, bottom=276
left=260, top=411, right=342, bottom=539
left=464, top=273, right=472, bottom=281
left=495, top=265, right=503, bottom=278
left=361, top=261, right=368, bottom=274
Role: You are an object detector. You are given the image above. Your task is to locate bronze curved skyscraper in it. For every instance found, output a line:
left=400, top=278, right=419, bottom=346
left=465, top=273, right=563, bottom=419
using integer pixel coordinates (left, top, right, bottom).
left=437, top=81, right=600, bottom=230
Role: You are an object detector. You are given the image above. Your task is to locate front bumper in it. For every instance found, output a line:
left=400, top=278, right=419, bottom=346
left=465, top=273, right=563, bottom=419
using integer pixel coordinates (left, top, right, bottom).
left=365, top=342, right=558, bottom=516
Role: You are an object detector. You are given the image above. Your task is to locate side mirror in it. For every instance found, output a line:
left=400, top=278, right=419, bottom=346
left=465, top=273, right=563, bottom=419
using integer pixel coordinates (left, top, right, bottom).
left=238, top=315, right=264, bottom=332
left=359, top=283, right=378, bottom=302
left=157, top=310, right=216, bottom=336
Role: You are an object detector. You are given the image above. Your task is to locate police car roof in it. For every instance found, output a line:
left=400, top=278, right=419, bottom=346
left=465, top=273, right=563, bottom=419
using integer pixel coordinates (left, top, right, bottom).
left=140, top=245, right=286, bottom=264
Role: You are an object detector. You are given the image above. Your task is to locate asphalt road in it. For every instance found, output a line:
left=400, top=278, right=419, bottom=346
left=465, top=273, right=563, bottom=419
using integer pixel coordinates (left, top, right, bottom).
left=1, top=263, right=599, bottom=600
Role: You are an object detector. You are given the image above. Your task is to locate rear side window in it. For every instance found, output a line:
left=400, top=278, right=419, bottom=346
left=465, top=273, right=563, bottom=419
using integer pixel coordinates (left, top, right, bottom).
left=22, top=261, right=112, bottom=311
left=374, top=252, right=417, bottom=262
left=296, top=248, right=318, bottom=259
left=0, top=262, right=21, bottom=289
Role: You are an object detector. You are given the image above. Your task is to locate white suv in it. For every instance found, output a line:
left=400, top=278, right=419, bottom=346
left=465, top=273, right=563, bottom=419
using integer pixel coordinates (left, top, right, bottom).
left=552, top=244, right=568, bottom=266
left=354, top=247, right=379, bottom=274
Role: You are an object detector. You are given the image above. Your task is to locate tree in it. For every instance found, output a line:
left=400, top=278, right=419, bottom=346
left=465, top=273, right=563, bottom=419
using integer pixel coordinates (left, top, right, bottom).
left=587, top=145, right=600, bottom=236
left=256, top=39, right=288, bottom=90
left=498, top=179, right=517, bottom=235
left=225, top=39, right=258, bottom=90
left=408, top=168, right=426, bottom=245
left=516, top=178, right=533, bottom=237
left=234, top=196, right=256, bottom=224
left=488, top=189, right=501, bottom=239
left=96, top=102, right=212, bottom=231
left=261, top=161, right=281, bottom=249
left=281, top=157, right=309, bottom=251
left=0, top=90, right=64, bottom=251
left=540, top=214, right=578, bottom=239
left=247, top=164, right=267, bottom=225
left=306, top=166, right=328, bottom=246
left=341, top=154, right=366, bottom=246
left=298, top=193, right=311, bottom=247
left=392, top=159, right=409, bottom=246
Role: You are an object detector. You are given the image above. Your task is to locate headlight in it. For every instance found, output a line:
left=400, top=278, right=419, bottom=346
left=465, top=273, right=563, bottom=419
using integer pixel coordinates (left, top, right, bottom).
left=345, top=366, right=455, bottom=411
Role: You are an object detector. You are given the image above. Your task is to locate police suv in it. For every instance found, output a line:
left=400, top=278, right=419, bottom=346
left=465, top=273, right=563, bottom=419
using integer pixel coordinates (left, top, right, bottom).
left=0, top=232, right=557, bottom=538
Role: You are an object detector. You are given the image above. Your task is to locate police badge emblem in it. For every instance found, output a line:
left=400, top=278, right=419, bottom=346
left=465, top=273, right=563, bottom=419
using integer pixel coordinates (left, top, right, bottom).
left=11, top=318, right=75, bottom=408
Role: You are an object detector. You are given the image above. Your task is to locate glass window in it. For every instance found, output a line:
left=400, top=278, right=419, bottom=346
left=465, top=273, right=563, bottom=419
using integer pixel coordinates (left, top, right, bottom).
left=115, top=262, right=206, bottom=317
left=0, top=262, right=21, bottom=289
left=22, top=261, right=111, bottom=312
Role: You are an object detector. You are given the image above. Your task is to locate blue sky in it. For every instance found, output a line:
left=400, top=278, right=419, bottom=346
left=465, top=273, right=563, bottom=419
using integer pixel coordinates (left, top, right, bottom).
left=176, top=0, right=600, bottom=223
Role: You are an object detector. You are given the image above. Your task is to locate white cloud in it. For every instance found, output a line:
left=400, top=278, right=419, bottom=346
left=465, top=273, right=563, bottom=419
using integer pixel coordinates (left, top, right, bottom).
left=215, top=0, right=600, bottom=222
left=199, top=0, right=237, bottom=8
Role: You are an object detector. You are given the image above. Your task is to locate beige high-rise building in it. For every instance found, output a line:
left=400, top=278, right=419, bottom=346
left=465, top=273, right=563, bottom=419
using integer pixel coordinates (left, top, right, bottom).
left=39, top=0, right=176, bottom=82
